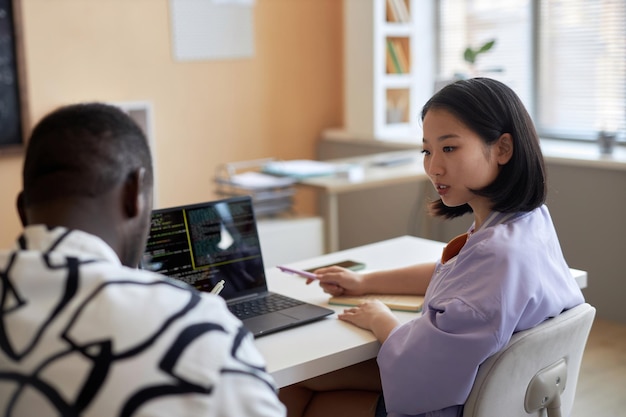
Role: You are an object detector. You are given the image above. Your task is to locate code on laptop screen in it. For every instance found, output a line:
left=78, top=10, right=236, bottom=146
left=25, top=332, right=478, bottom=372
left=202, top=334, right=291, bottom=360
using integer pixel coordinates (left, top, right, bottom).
left=141, top=196, right=267, bottom=299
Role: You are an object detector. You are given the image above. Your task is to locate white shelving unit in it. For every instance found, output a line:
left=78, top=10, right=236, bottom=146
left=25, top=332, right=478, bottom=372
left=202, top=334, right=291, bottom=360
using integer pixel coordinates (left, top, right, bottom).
left=343, top=0, right=435, bottom=142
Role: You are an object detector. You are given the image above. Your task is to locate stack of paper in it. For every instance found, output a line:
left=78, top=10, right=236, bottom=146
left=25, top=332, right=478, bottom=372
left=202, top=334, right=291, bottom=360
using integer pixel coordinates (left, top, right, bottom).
left=214, top=159, right=298, bottom=217
left=263, top=160, right=337, bottom=179
left=226, top=171, right=296, bottom=189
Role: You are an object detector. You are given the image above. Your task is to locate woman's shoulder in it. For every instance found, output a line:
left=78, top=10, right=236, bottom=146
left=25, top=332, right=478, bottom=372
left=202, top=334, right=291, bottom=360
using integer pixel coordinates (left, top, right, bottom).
left=459, top=206, right=570, bottom=295
left=470, top=206, right=557, bottom=249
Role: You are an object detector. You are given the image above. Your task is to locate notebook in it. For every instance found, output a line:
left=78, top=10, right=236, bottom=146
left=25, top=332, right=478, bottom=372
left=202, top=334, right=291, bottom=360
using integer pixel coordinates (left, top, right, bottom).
left=329, top=294, right=424, bottom=312
left=141, top=195, right=334, bottom=337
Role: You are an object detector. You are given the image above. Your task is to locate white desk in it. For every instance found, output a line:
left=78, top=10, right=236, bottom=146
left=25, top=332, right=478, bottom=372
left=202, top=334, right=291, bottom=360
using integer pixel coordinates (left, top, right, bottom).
left=298, top=150, right=428, bottom=253
left=256, top=236, right=587, bottom=388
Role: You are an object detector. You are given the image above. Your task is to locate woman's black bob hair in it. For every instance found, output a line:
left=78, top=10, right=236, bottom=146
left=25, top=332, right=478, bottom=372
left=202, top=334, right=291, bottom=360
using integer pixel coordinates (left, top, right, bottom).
left=421, top=77, right=546, bottom=219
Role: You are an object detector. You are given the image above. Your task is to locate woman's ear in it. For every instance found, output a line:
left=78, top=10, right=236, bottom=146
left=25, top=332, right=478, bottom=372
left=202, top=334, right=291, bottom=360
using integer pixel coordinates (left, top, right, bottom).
left=496, top=133, right=514, bottom=165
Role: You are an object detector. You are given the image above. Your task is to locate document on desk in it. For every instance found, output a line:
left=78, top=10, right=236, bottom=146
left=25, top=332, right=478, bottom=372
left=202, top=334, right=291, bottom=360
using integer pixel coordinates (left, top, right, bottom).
left=370, top=154, right=417, bottom=167
left=226, top=171, right=296, bottom=189
left=263, top=160, right=337, bottom=179
left=329, top=294, right=424, bottom=312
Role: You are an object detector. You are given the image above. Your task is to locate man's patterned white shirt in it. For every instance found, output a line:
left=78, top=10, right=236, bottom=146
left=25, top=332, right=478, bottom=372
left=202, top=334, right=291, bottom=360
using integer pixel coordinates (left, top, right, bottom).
left=0, top=225, right=286, bottom=417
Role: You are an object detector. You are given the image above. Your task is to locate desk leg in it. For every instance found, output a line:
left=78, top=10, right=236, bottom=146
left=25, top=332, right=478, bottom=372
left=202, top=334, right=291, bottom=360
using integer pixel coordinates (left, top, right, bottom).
left=320, top=193, right=339, bottom=253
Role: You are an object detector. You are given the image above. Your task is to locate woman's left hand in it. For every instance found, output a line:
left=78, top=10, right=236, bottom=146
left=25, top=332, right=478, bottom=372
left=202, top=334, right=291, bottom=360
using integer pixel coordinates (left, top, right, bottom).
left=338, top=300, right=400, bottom=342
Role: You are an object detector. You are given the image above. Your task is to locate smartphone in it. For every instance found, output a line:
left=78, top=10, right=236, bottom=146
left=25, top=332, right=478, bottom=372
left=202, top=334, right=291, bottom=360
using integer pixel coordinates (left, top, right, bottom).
left=305, top=260, right=366, bottom=273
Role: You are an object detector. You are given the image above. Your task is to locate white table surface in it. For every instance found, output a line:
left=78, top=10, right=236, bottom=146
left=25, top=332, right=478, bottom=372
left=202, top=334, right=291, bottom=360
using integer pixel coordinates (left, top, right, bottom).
left=256, top=235, right=587, bottom=388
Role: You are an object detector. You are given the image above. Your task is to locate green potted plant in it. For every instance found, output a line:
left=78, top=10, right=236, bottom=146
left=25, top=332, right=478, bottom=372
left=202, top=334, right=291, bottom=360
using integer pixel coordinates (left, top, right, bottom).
left=437, top=39, right=500, bottom=91
left=464, top=39, right=496, bottom=71
left=454, top=39, right=501, bottom=79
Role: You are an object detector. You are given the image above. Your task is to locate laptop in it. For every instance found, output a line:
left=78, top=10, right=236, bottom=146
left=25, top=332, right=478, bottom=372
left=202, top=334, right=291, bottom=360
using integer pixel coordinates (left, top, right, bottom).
left=141, top=195, right=334, bottom=337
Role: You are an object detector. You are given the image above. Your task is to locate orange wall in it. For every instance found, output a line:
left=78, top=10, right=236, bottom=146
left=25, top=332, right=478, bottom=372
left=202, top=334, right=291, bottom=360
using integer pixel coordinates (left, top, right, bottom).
left=0, top=0, right=343, bottom=247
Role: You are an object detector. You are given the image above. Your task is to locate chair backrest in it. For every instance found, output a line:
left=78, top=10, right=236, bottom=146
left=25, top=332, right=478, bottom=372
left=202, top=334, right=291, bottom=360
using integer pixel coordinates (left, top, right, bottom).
left=463, top=303, right=596, bottom=417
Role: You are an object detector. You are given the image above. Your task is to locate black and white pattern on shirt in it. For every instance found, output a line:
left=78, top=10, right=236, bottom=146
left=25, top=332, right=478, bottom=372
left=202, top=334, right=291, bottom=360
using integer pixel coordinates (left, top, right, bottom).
left=0, top=229, right=273, bottom=417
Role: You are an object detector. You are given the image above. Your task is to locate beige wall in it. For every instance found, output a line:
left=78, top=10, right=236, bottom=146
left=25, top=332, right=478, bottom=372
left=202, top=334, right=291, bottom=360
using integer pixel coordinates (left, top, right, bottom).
left=0, top=0, right=343, bottom=247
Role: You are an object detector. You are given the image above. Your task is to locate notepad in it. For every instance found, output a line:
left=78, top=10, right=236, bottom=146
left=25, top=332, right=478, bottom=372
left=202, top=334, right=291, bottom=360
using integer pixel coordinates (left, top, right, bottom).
left=329, top=294, right=424, bottom=312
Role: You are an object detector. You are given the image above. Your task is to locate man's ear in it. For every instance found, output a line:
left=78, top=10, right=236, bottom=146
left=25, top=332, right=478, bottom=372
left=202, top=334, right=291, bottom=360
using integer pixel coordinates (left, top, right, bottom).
left=16, top=191, right=28, bottom=226
left=496, top=133, right=514, bottom=165
left=123, top=168, right=146, bottom=219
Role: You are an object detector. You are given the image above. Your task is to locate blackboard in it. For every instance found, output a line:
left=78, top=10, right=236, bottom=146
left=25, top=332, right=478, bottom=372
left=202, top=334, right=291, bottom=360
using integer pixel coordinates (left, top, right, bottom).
left=0, top=0, right=23, bottom=148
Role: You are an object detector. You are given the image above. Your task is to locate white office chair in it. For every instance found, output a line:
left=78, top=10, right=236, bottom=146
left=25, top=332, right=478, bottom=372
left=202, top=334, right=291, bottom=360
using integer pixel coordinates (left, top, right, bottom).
left=463, top=303, right=596, bottom=417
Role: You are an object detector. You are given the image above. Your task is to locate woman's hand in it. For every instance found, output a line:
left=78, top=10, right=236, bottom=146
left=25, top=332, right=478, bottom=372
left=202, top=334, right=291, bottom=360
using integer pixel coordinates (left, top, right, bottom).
left=306, top=266, right=366, bottom=296
left=338, top=300, right=400, bottom=342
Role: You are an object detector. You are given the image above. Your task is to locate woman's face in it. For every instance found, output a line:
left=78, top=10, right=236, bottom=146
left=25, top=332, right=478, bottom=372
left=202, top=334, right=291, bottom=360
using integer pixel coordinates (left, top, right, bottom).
left=422, top=108, right=510, bottom=222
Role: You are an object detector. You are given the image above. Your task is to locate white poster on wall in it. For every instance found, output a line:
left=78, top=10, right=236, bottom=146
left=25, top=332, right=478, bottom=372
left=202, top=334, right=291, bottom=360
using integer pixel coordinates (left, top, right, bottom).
left=169, top=0, right=255, bottom=61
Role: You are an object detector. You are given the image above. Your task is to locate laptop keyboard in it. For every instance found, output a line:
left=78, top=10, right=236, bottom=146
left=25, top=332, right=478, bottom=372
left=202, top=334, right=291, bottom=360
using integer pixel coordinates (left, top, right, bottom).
left=228, top=293, right=305, bottom=320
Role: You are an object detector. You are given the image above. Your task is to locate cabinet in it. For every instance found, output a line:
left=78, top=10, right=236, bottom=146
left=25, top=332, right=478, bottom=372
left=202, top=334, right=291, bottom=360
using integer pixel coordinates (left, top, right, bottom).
left=343, top=0, right=434, bottom=142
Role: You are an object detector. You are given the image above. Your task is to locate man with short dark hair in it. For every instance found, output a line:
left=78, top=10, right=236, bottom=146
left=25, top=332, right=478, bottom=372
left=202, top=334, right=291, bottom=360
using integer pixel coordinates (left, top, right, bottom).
left=0, top=103, right=286, bottom=417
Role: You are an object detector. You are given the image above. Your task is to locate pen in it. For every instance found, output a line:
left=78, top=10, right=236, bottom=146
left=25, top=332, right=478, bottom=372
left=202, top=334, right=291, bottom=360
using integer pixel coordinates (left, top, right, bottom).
left=277, top=265, right=318, bottom=280
left=210, top=280, right=225, bottom=295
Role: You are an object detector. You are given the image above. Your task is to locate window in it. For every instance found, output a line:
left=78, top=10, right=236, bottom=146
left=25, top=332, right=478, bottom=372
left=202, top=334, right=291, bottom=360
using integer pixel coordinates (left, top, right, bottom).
left=437, top=0, right=625, bottom=143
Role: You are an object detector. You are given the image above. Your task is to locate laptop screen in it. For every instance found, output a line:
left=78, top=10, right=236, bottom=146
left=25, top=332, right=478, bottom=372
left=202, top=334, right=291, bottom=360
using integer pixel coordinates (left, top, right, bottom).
left=141, top=196, right=267, bottom=300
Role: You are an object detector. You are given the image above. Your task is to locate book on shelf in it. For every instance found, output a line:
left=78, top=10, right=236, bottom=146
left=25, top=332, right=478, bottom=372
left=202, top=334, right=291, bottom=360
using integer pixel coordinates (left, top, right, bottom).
left=386, top=46, right=398, bottom=74
left=386, top=0, right=410, bottom=23
left=393, top=39, right=410, bottom=73
left=386, top=0, right=399, bottom=22
left=386, top=94, right=408, bottom=124
left=396, top=0, right=410, bottom=22
left=386, top=39, right=408, bottom=74
left=386, top=40, right=403, bottom=73
left=329, top=293, right=424, bottom=312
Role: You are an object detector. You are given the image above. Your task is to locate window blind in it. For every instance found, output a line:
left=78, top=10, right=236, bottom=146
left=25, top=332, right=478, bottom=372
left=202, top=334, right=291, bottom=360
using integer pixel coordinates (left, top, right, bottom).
left=436, top=0, right=625, bottom=142
left=537, top=0, right=625, bottom=141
